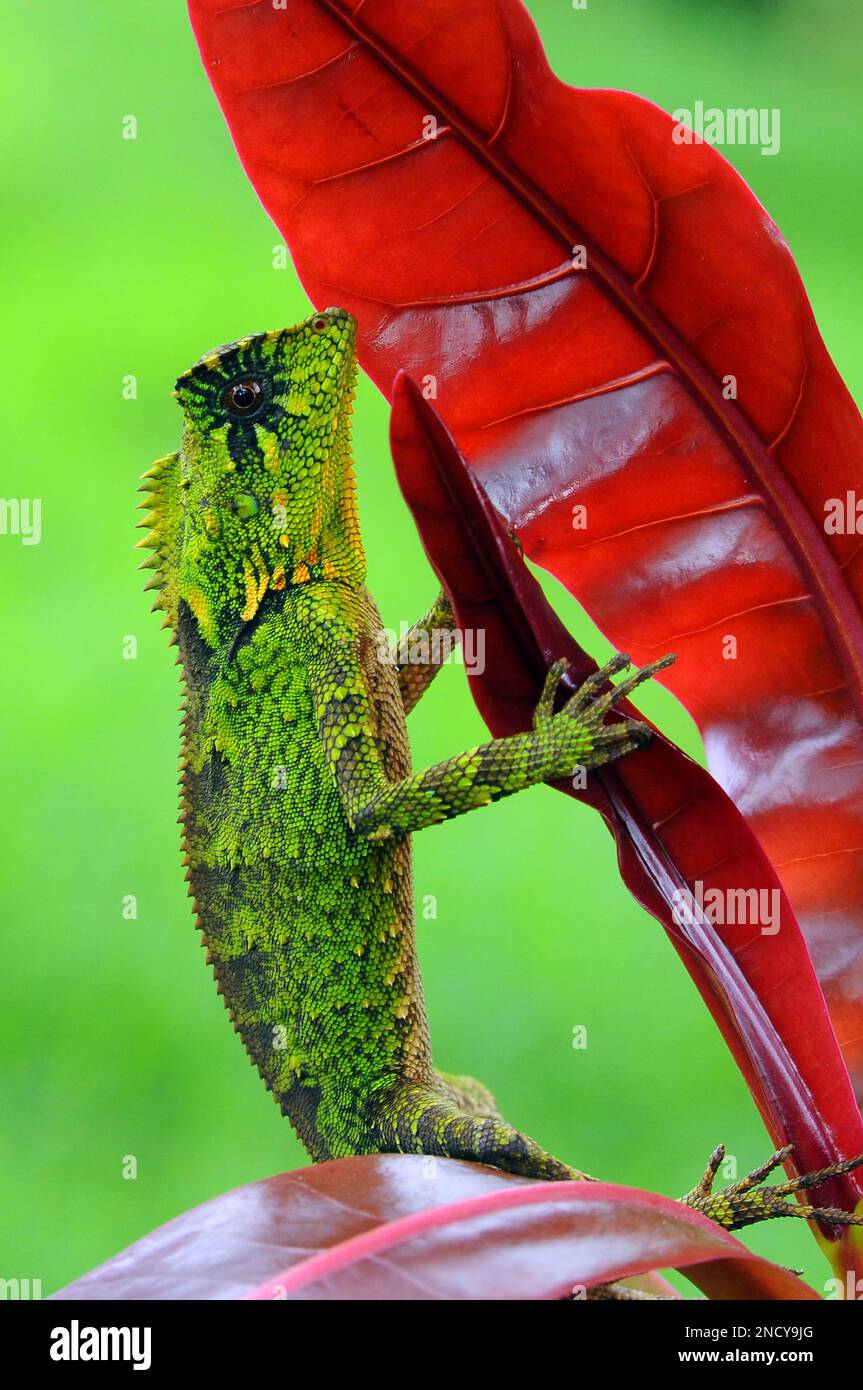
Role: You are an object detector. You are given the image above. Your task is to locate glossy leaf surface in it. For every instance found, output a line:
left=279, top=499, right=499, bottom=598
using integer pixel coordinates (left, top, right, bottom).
left=52, top=1155, right=816, bottom=1301
left=390, top=375, right=863, bottom=1260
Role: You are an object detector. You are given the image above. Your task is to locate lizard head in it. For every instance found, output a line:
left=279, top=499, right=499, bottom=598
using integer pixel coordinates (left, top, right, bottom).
left=139, top=307, right=362, bottom=649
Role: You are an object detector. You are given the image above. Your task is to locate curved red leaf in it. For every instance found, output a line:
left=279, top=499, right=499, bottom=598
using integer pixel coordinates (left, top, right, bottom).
left=390, top=374, right=863, bottom=1268
left=50, top=1156, right=814, bottom=1301
left=187, top=0, right=863, bottom=1110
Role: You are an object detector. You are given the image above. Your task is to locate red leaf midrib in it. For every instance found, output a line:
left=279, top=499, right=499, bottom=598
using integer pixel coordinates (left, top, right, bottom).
left=299, top=0, right=863, bottom=724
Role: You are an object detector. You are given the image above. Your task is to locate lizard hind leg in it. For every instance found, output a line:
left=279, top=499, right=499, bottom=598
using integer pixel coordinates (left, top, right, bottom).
left=436, top=1069, right=502, bottom=1120
left=373, top=1082, right=587, bottom=1183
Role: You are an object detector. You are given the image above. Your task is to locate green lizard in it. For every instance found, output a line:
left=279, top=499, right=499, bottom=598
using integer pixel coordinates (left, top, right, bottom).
left=140, top=305, right=863, bottom=1234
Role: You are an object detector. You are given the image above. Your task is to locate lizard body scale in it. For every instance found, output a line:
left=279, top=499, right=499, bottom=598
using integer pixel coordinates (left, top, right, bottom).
left=140, top=307, right=863, bottom=1233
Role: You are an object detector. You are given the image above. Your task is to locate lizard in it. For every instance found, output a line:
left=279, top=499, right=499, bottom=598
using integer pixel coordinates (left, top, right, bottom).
left=139, top=305, right=863, bottom=1235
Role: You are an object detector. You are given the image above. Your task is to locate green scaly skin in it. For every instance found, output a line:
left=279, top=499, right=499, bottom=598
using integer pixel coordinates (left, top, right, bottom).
left=140, top=306, right=863, bottom=1235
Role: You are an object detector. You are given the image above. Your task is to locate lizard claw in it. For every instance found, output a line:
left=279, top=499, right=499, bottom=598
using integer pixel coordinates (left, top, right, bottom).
left=533, top=658, right=571, bottom=730
left=569, top=651, right=676, bottom=722
left=534, top=650, right=675, bottom=730
left=562, top=651, right=632, bottom=718
left=681, top=1143, right=863, bottom=1231
left=568, top=652, right=674, bottom=754
left=529, top=650, right=674, bottom=782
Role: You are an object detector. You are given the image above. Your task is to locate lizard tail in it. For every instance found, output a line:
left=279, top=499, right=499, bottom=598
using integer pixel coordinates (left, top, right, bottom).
left=373, top=1082, right=587, bottom=1182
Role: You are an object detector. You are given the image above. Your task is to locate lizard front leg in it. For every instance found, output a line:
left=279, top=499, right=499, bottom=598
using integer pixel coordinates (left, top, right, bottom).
left=312, top=644, right=669, bottom=840
left=389, top=589, right=457, bottom=715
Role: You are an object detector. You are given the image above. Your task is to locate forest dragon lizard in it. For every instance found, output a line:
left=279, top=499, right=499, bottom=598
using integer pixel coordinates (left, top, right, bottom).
left=140, top=306, right=863, bottom=1234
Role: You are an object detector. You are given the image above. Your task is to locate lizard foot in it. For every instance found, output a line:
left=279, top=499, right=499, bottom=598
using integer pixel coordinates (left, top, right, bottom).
left=680, top=1143, right=863, bottom=1231
left=533, top=651, right=676, bottom=775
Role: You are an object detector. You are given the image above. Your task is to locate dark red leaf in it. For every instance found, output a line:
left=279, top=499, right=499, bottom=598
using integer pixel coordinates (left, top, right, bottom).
left=389, top=373, right=863, bottom=1272
left=51, top=1156, right=815, bottom=1301
left=186, top=0, right=863, bottom=1112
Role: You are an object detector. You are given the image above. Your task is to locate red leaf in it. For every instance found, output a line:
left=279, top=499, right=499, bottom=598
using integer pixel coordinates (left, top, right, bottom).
left=50, top=1156, right=815, bottom=1301
left=389, top=375, right=863, bottom=1271
left=187, top=0, right=863, bottom=1109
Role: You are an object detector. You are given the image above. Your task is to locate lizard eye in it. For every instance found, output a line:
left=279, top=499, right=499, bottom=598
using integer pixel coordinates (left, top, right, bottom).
left=311, top=315, right=329, bottom=333
left=223, top=379, right=264, bottom=418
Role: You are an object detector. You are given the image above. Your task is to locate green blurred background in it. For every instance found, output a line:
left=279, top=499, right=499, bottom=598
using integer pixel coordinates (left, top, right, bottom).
left=1, top=0, right=861, bottom=1296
